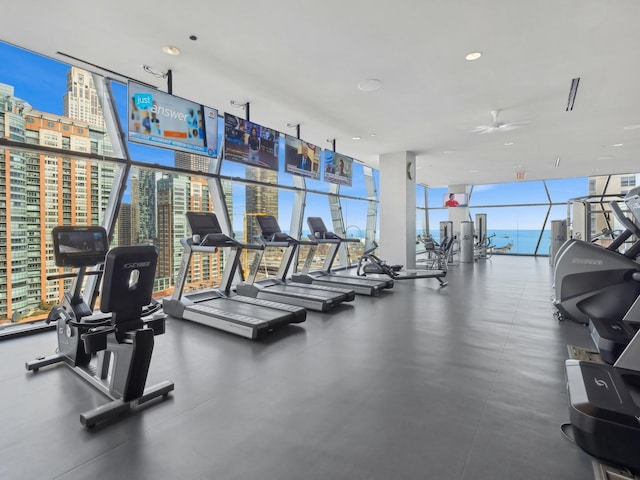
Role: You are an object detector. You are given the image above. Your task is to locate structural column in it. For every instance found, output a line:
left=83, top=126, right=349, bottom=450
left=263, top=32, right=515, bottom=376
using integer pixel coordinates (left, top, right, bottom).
left=379, top=151, right=416, bottom=269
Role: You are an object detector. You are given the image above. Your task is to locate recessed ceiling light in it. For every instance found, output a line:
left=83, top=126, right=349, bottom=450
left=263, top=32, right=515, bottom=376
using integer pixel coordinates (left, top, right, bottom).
left=352, top=136, right=361, bottom=141
left=504, top=142, right=514, bottom=146
left=162, top=45, right=181, bottom=56
left=613, top=143, right=624, bottom=147
left=465, top=52, right=482, bottom=61
left=370, top=133, right=376, bottom=138
left=357, top=79, right=382, bottom=91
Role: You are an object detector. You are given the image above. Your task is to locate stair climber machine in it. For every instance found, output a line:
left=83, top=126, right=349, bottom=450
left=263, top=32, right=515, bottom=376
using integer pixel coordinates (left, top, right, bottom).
left=162, top=212, right=306, bottom=340
left=292, top=217, right=394, bottom=296
left=553, top=197, right=640, bottom=325
left=234, top=215, right=355, bottom=311
left=26, top=226, right=174, bottom=428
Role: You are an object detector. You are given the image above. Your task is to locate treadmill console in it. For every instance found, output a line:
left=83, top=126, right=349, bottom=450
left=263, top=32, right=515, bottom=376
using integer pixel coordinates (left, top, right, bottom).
left=256, top=215, right=292, bottom=242
left=187, top=211, right=223, bottom=237
left=307, top=217, right=339, bottom=240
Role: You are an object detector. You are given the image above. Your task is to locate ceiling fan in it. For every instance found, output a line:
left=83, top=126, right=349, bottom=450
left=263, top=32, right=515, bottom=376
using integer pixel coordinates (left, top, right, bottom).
left=471, top=110, right=528, bottom=134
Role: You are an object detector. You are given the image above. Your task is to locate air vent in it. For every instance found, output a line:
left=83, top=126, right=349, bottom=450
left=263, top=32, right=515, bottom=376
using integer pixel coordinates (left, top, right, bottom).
left=566, top=77, right=580, bottom=111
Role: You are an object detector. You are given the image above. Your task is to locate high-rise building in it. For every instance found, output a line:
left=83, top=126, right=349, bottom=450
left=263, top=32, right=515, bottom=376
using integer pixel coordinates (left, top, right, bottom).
left=156, top=175, right=188, bottom=289
left=130, top=169, right=157, bottom=245
left=62, top=67, right=116, bottom=234
left=63, top=67, right=106, bottom=129
left=1, top=81, right=101, bottom=321
left=245, top=167, right=279, bottom=242
left=172, top=152, right=233, bottom=288
left=0, top=84, right=31, bottom=321
left=174, top=151, right=212, bottom=174
left=117, top=203, right=136, bottom=246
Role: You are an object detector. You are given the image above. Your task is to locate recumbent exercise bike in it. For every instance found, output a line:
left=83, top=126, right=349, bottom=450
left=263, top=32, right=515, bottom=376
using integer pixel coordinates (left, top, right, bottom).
left=26, top=226, right=174, bottom=428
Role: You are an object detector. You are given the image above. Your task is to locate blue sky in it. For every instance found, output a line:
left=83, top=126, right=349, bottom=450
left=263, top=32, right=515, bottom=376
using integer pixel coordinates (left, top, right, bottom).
left=1, top=40, right=589, bottom=232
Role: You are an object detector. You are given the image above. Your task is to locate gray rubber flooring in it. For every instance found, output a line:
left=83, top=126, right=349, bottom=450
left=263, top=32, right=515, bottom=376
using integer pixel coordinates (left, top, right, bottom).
left=0, top=256, right=596, bottom=479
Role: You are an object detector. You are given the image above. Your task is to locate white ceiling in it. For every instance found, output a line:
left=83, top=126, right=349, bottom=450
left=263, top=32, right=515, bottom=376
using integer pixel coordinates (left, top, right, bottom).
left=3, top=0, right=640, bottom=187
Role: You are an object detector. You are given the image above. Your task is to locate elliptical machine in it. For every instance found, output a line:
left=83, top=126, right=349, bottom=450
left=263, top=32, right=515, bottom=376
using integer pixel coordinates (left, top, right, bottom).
left=26, top=226, right=174, bottom=428
left=552, top=198, right=640, bottom=325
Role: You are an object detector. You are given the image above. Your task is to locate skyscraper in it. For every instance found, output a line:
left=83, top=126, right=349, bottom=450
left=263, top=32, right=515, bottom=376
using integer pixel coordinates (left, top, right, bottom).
left=0, top=84, right=30, bottom=321
left=130, top=168, right=157, bottom=245
left=62, top=67, right=116, bottom=234
left=156, top=175, right=188, bottom=288
left=63, top=67, right=106, bottom=129
left=245, top=167, right=279, bottom=242
left=117, top=203, right=136, bottom=246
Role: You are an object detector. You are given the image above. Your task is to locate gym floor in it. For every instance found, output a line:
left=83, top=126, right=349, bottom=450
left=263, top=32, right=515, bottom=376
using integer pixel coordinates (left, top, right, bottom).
left=0, top=256, right=595, bottom=480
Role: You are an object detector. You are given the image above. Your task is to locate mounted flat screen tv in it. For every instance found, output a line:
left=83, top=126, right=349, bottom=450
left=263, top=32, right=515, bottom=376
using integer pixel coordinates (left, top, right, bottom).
left=223, top=113, right=279, bottom=171
left=127, top=80, right=218, bottom=157
left=323, top=150, right=353, bottom=187
left=284, top=135, right=321, bottom=180
left=443, top=193, right=468, bottom=207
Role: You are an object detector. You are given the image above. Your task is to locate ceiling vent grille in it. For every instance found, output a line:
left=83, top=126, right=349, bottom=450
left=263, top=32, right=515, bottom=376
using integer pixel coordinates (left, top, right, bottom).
left=566, top=77, right=580, bottom=111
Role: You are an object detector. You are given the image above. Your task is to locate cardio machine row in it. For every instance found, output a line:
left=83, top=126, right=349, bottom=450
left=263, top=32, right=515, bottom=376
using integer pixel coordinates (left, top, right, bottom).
left=552, top=186, right=640, bottom=476
left=163, top=212, right=394, bottom=340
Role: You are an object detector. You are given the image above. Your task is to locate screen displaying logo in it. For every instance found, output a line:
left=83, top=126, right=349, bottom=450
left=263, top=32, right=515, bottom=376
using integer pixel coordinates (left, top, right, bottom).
left=134, top=93, right=153, bottom=109
left=128, top=81, right=218, bottom=157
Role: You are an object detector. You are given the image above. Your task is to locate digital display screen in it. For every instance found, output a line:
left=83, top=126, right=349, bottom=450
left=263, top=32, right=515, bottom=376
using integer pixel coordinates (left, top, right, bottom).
left=323, top=150, right=353, bottom=187
left=256, top=215, right=281, bottom=236
left=52, top=226, right=109, bottom=267
left=443, top=193, right=469, bottom=207
left=128, top=80, right=218, bottom=157
left=223, top=113, right=279, bottom=171
left=284, top=135, right=321, bottom=180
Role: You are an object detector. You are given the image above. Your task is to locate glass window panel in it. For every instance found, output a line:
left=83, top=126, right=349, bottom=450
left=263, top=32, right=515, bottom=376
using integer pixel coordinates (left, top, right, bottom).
left=546, top=177, right=588, bottom=202
left=0, top=147, right=124, bottom=326
left=470, top=181, right=549, bottom=206
left=299, top=193, right=333, bottom=271
left=341, top=198, right=368, bottom=266
left=333, top=162, right=368, bottom=198
left=427, top=187, right=447, bottom=209
left=468, top=205, right=551, bottom=255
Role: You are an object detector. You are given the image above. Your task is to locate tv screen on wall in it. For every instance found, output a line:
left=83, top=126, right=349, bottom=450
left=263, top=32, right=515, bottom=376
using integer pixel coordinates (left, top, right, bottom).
left=284, top=135, right=321, bottom=180
left=127, top=81, right=218, bottom=157
left=323, top=150, right=353, bottom=187
left=223, top=113, right=280, bottom=171
left=443, top=193, right=468, bottom=207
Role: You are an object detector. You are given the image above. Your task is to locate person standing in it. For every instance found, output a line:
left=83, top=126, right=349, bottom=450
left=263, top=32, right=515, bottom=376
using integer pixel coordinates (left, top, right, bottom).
left=248, top=127, right=261, bottom=164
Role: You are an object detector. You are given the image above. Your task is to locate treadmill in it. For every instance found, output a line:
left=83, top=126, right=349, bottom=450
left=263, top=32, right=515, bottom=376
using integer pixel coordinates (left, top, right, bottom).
left=162, top=212, right=306, bottom=340
left=290, top=217, right=393, bottom=296
left=234, top=215, right=355, bottom=312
